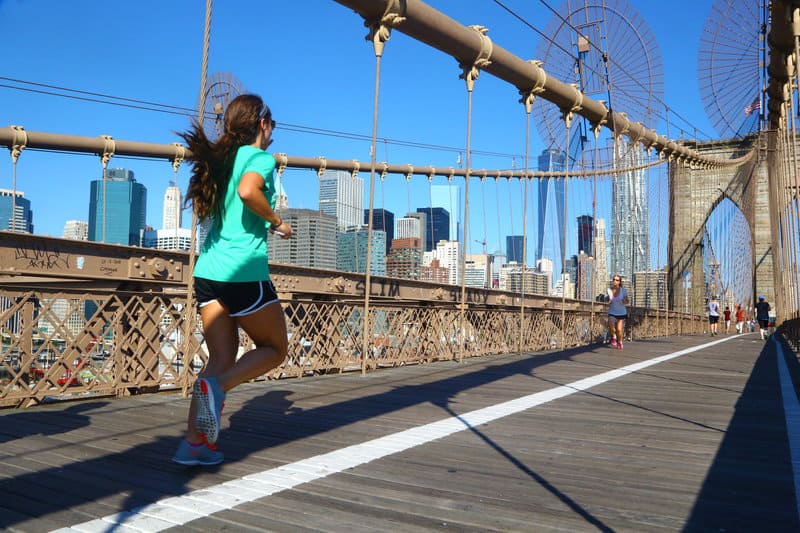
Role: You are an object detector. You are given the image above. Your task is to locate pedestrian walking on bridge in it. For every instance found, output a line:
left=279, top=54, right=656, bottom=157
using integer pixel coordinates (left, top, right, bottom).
left=755, top=295, right=771, bottom=340
left=735, top=304, right=744, bottom=333
left=708, top=296, right=720, bottom=336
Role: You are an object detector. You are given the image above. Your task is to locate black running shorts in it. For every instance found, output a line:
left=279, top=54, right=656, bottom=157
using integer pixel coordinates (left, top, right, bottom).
left=194, top=277, right=279, bottom=317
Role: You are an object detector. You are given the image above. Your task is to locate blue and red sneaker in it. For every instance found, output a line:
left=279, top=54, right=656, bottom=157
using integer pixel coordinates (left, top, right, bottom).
left=194, top=377, right=225, bottom=444
left=171, top=437, right=223, bottom=466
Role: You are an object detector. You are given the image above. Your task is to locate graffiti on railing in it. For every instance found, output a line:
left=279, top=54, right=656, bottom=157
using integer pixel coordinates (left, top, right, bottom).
left=451, top=287, right=490, bottom=305
left=354, top=278, right=401, bottom=298
left=14, top=243, right=70, bottom=270
left=99, top=258, right=123, bottom=277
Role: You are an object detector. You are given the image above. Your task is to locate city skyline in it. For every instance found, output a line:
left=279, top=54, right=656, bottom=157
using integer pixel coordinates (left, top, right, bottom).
left=40, top=167, right=657, bottom=298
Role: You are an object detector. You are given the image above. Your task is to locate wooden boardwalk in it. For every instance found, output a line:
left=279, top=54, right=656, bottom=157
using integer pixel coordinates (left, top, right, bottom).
left=1, top=333, right=799, bottom=533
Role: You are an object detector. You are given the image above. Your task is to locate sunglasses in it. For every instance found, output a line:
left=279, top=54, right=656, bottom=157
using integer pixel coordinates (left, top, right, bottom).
left=258, top=105, right=275, bottom=129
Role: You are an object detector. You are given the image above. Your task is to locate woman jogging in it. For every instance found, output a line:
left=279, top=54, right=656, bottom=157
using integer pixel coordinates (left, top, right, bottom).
left=607, top=274, right=629, bottom=350
left=172, top=94, right=292, bottom=466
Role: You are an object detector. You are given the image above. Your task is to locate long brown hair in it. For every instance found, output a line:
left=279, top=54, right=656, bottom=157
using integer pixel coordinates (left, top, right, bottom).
left=180, top=94, right=271, bottom=222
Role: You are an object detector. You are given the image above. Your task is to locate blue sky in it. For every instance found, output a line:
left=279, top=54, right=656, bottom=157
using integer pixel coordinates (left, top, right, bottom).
left=0, top=0, right=716, bottom=271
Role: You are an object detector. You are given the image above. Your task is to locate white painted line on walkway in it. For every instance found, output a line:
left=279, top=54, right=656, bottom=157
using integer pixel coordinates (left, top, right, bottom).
left=774, top=338, right=800, bottom=524
left=52, top=337, right=738, bottom=533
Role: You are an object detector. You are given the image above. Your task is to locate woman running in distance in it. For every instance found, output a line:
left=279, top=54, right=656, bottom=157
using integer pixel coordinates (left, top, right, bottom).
left=172, top=94, right=292, bottom=466
left=607, top=274, right=629, bottom=350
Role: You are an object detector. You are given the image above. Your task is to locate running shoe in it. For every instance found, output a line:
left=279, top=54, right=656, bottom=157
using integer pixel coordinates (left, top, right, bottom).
left=194, top=377, right=225, bottom=444
left=610, top=338, right=618, bottom=348
left=617, top=341, right=623, bottom=350
left=171, top=438, right=223, bottom=466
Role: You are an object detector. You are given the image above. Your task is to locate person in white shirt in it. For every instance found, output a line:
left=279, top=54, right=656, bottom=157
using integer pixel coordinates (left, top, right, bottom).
left=708, top=296, right=720, bottom=336
left=607, top=274, right=629, bottom=350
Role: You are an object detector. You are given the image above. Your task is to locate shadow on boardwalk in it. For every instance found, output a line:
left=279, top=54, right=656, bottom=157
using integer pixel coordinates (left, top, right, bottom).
left=683, top=337, right=800, bottom=533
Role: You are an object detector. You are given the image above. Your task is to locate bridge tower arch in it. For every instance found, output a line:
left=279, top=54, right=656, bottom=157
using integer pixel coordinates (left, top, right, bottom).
left=668, top=135, right=768, bottom=315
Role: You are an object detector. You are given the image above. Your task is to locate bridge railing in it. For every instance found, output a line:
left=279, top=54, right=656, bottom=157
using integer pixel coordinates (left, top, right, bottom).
left=0, top=232, right=703, bottom=409
left=776, top=318, right=800, bottom=353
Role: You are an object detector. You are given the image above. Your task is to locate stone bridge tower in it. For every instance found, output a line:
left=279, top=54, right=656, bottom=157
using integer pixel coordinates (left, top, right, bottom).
left=668, top=135, right=772, bottom=315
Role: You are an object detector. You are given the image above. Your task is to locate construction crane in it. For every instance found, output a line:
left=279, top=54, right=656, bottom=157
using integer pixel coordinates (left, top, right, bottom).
left=475, top=239, right=487, bottom=254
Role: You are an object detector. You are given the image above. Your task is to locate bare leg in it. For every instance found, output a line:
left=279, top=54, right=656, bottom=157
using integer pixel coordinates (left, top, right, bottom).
left=615, top=319, right=625, bottom=346
left=185, top=300, right=288, bottom=442
left=215, top=301, right=288, bottom=392
left=186, top=301, right=239, bottom=443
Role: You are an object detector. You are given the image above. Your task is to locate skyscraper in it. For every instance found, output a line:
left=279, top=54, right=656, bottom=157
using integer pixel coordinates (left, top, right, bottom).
left=386, top=237, right=422, bottom=280
left=536, top=257, right=554, bottom=289
left=577, top=215, right=593, bottom=256
left=336, top=226, right=386, bottom=275
left=594, top=218, right=609, bottom=298
left=465, top=253, right=489, bottom=288
left=415, top=206, right=449, bottom=252
left=365, top=208, right=394, bottom=255
left=163, top=181, right=182, bottom=230
left=269, top=208, right=337, bottom=269
left=0, top=189, right=33, bottom=233
left=142, top=228, right=193, bottom=251
left=536, top=148, right=566, bottom=263
left=88, top=168, right=147, bottom=245
left=433, top=240, right=460, bottom=285
left=396, top=215, right=421, bottom=241
left=576, top=251, right=595, bottom=301
left=403, top=212, right=427, bottom=249
left=611, top=141, right=649, bottom=279
left=565, top=254, right=578, bottom=284
left=63, top=220, right=88, bottom=240
left=319, top=170, right=363, bottom=230
left=506, top=235, right=525, bottom=264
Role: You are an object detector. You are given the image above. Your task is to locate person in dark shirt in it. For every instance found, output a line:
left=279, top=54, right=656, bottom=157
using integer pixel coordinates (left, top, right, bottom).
left=723, top=305, right=731, bottom=334
left=755, top=295, right=771, bottom=340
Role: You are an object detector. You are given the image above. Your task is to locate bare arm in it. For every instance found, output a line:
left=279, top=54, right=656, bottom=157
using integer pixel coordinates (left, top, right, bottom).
left=238, top=171, right=292, bottom=238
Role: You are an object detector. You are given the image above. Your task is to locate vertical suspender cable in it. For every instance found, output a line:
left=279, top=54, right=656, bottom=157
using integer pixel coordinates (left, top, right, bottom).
left=182, top=0, right=212, bottom=392
left=591, top=124, right=601, bottom=340
left=561, top=113, right=573, bottom=349
left=457, top=25, right=492, bottom=363
left=520, top=93, right=533, bottom=354
left=362, top=13, right=395, bottom=374
left=657, top=151, right=667, bottom=337
left=458, top=84, right=473, bottom=364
